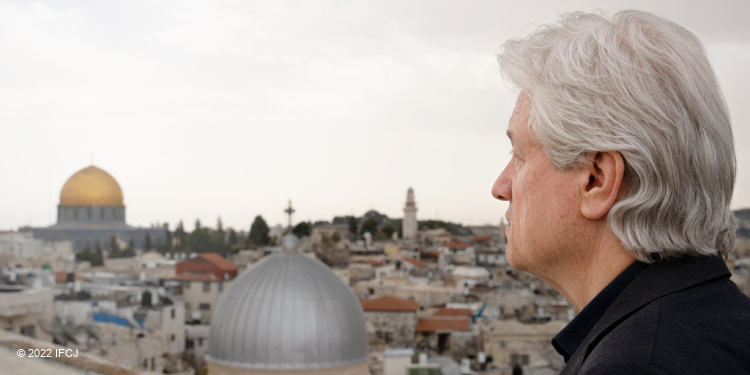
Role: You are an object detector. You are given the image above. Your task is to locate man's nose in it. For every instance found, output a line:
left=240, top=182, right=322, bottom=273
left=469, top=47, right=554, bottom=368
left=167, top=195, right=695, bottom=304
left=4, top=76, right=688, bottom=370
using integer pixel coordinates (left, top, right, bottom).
left=492, top=163, right=512, bottom=201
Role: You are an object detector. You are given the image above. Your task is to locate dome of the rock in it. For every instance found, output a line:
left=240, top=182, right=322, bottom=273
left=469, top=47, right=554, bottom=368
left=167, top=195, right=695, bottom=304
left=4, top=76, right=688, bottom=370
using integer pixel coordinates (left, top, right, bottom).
left=59, top=166, right=124, bottom=207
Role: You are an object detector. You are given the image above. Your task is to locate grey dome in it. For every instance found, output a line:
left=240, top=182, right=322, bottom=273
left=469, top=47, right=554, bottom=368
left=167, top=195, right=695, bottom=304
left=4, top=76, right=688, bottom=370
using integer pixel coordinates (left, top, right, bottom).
left=206, top=252, right=370, bottom=370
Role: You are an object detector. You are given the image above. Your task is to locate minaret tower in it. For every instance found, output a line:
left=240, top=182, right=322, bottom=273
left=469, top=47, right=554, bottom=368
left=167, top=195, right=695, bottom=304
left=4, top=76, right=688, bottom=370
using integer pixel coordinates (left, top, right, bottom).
left=402, top=187, right=418, bottom=244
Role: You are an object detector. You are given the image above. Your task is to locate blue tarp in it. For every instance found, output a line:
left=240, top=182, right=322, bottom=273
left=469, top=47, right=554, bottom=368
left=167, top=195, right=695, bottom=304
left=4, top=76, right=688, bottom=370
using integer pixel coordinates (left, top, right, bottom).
left=93, top=312, right=140, bottom=328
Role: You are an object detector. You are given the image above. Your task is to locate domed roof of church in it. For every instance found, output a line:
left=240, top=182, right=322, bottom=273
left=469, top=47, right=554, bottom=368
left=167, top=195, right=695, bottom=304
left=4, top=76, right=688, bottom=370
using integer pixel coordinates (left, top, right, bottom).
left=207, top=252, right=370, bottom=371
left=59, top=166, right=124, bottom=207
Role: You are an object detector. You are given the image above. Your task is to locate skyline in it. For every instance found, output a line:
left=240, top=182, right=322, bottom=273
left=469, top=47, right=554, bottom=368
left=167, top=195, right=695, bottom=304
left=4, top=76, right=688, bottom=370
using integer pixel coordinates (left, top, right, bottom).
left=2, top=0, right=749, bottom=231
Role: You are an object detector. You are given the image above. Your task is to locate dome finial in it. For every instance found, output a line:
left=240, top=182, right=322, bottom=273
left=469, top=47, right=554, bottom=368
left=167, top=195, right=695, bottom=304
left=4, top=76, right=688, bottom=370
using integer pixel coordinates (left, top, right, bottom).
left=281, top=233, right=299, bottom=252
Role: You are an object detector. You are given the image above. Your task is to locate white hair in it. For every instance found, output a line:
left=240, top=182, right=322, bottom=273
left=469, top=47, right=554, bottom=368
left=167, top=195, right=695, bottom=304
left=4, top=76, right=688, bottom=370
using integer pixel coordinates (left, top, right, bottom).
left=498, top=10, right=736, bottom=262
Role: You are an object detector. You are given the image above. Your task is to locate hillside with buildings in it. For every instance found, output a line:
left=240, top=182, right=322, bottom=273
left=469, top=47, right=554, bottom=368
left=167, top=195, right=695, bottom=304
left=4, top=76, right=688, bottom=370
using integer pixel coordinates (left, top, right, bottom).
left=1, top=166, right=749, bottom=375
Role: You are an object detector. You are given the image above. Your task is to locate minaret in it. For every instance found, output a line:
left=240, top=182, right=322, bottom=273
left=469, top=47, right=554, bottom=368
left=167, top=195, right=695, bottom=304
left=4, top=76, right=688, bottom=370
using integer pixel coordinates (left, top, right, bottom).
left=403, top=187, right=418, bottom=244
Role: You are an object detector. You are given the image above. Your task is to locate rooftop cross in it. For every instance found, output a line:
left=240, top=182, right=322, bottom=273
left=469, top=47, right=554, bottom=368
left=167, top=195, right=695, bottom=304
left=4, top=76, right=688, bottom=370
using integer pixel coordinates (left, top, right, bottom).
left=284, top=199, right=295, bottom=229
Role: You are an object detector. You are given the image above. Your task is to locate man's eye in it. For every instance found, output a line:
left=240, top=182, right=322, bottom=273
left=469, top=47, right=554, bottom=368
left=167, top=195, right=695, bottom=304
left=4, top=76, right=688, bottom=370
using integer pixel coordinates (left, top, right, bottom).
left=510, top=149, right=523, bottom=167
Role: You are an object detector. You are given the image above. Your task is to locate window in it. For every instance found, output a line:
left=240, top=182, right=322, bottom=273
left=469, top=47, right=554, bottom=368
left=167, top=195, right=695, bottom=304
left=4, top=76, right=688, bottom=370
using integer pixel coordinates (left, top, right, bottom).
left=171, top=308, right=175, bottom=319
left=20, top=325, right=35, bottom=338
left=203, top=282, right=210, bottom=292
left=171, top=334, right=175, bottom=342
left=375, top=330, right=393, bottom=343
left=198, top=338, right=203, bottom=346
left=199, top=303, right=210, bottom=310
left=185, top=302, right=191, bottom=310
left=151, top=357, right=155, bottom=370
left=218, top=282, right=224, bottom=292
left=511, top=354, right=529, bottom=366
left=186, top=339, right=194, bottom=349
left=184, top=281, right=191, bottom=289
left=143, top=359, right=148, bottom=369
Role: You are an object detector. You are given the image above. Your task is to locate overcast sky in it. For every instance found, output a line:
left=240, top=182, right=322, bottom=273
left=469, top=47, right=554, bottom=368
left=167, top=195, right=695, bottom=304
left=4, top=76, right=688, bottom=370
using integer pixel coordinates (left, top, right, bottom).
left=1, top=0, right=748, bottom=232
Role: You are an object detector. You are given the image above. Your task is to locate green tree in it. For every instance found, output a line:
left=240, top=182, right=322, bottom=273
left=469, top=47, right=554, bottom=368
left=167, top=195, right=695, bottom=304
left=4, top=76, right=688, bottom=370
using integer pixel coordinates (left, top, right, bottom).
left=175, top=221, right=187, bottom=251
left=292, top=221, right=312, bottom=237
left=381, top=224, right=395, bottom=239
left=348, top=216, right=358, bottom=235
left=194, top=219, right=202, bottom=231
left=360, top=218, right=378, bottom=236
left=248, top=215, right=271, bottom=246
left=159, top=223, right=173, bottom=255
left=93, top=240, right=104, bottom=266
left=228, top=228, right=238, bottom=246
left=109, top=236, right=122, bottom=258
left=331, top=232, right=341, bottom=242
left=109, top=238, right=135, bottom=258
left=76, top=245, right=103, bottom=266
left=122, top=240, right=136, bottom=257
left=187, top=226, right=211, bottom=252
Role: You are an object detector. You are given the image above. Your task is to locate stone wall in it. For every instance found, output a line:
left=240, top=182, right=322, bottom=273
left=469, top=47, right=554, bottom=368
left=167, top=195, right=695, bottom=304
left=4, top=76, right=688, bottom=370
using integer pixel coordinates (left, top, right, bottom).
left=364, top=311, right=416, bottom=347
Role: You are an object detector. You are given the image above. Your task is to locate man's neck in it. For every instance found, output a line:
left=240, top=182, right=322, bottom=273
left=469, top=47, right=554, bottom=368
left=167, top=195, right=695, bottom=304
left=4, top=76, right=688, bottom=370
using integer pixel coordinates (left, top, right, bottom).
left=555, top=236, right=637, bottom=311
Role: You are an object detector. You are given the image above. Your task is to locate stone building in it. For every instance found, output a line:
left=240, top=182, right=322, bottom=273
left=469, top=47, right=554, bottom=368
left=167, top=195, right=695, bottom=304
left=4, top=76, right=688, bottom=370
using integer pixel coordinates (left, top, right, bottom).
left=20, top=165, right=166, bottom=251
left=0, top=232, right=74, bottom=270
left=480, top=320, right=566, bottom=370
left=174, top=253, right=238, bottom=324
left=361, top=295, right=420, bottom=347
left=354, top=277, right=456, bottom=307
left=0, top=285, right=54, bottom=342
left=310, top=223, right=350, bottom=243
left=416, top=315, right=471, bottom=354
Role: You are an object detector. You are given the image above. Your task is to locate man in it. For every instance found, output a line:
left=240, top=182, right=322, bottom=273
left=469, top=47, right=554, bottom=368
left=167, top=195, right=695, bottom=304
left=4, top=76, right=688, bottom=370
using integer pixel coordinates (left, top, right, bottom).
left=492, top=11, right=750, bottom=374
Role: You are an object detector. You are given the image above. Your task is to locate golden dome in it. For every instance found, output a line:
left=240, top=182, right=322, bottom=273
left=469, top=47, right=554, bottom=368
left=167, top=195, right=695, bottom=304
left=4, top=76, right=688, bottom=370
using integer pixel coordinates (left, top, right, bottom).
left=59, top=166, right=124, bottom=207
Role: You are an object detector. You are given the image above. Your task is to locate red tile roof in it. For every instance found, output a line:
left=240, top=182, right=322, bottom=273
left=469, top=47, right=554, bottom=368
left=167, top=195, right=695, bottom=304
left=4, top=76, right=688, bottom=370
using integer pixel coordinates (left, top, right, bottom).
left=443, top=241, right=472, bottom=250
left=355, top=259, right=383, bottom=267
left=402, top=257, right=426, bottom=268
left=417, top=316, right=470, bottom=332
left=196, top=253, right=238, bottom=272
left=433, top=308, right=474, bottom=317
left=54, top=271, right=88, bottom=284
left=361, top=295, right=420, bottom=312
left=171, top=273, right=221, bottom=282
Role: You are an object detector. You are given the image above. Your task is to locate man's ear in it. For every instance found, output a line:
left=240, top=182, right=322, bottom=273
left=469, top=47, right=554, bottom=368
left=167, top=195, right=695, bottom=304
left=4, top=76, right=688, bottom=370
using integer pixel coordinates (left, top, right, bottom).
left=580, top=151, right=625, bottom=220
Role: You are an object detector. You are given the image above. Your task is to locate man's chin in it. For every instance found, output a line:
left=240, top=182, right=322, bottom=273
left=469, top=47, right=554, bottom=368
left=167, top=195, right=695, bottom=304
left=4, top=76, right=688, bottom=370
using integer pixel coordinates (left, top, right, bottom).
left=505, top=246, right=527, bottom=271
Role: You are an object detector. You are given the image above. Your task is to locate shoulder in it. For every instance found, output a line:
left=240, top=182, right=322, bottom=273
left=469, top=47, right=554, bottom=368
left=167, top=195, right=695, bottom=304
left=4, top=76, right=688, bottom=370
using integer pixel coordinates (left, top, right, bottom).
left=582, top=277, right=750, bottom=373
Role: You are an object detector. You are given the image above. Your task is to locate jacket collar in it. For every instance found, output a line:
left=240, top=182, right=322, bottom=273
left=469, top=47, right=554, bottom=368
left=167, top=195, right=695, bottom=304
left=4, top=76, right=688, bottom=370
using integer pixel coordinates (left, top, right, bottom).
left=560, top=255, right=731, bottom=374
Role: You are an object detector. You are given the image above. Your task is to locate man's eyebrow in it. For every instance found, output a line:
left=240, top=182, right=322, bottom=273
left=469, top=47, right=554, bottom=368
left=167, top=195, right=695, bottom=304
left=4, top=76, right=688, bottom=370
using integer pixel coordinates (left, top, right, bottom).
left=506, top=129, right=513, bottom=142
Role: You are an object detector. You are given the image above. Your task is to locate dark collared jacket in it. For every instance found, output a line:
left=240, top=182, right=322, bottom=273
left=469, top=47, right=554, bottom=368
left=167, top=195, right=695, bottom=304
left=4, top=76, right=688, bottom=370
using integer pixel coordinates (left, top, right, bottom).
left=561, top=255, right=750, bottom=374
